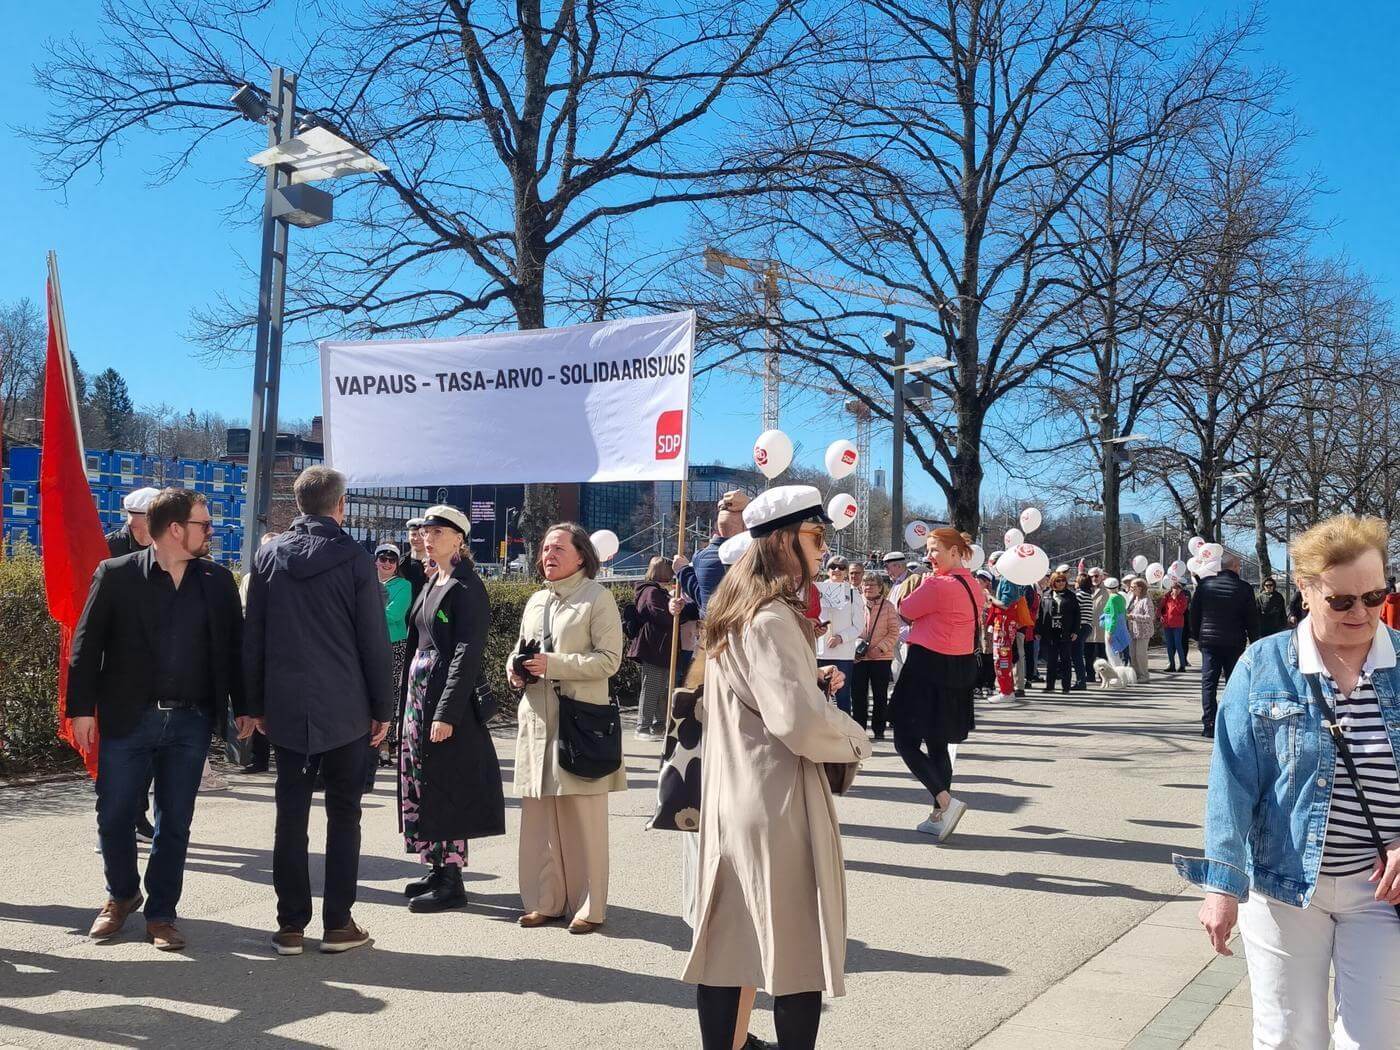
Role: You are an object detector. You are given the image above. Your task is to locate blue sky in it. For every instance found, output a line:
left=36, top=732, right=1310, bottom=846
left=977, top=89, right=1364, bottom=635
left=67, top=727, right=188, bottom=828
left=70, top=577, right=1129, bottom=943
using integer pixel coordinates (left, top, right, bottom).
left=3, top=0, right=1397, bottom=524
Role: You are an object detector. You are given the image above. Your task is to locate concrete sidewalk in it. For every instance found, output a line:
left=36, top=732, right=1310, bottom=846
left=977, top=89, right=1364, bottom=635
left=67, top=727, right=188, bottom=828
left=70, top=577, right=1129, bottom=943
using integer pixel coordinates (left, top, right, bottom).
left=0, top=653, right=1221, bottom=1049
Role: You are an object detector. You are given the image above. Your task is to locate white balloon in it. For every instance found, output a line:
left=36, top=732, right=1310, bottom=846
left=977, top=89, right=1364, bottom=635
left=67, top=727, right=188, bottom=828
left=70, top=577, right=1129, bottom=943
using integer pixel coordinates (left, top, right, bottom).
left=1132, top=554, right=1149, bottom=574
left=966, top=543, right=986, bottom=572
left=1004, top=527, right=1024, bottom=547
left=1197, top=558, right=1221, bottom=578
left=1169, top=559, right=1188, bottom=578
left=590, top=529, right=620, bottom=562
left=997, top=543, right=1051, bottom=586
left=1200, top=542, right=1224, bottom=562
left=1019, top=507, right=1042, bottom=534
left=1188, top=536, right=1206, bottom=556
left=752, top=429, right=793, bottom=480
left=827, top=493, right=859, bottom=530
left=987, top=550, right=1004, bottom=577
left=905, top=520, right=930, bottom=548
left=1146, top=562, right=1166, bottom=584
left=824, top=440, right=859, bottom=480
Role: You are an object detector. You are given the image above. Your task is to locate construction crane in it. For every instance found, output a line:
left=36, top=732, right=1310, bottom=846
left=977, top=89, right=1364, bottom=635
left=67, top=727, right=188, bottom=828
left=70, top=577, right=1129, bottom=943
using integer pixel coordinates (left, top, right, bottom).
left=701, top=247, right=929, bottom=553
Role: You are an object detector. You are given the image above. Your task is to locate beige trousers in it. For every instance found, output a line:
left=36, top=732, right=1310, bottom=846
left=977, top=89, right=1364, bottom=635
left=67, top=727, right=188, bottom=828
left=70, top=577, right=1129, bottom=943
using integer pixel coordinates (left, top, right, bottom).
left=518, top=794, right=610, bottom=923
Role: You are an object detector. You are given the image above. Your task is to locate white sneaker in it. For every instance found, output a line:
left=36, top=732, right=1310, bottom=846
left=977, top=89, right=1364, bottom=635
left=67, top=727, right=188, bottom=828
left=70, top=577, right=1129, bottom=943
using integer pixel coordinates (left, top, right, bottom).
left=634, top=729, right=656, bottom=741
left=936, top=797, right=968, bottom=842
left=916, top=809, right=944, bottom=836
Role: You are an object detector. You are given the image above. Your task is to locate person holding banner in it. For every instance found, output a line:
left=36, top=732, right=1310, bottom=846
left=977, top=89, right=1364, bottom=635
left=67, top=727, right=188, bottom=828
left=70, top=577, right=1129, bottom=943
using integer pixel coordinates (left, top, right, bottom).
left=508, top=524, right=626, bottom=935
left=397, top=507, right=505, bottom=913
left=628, top=557, right=698, bottom=739
left=682, top=486, right=870, bottom=1050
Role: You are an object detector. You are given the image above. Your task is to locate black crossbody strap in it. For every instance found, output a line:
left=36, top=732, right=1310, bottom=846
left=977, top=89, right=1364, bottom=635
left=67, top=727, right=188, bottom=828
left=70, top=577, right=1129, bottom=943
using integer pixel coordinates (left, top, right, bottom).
left=950, top=574, right=980, bottom=653
left=1306, top=671, right=1400, bottom=919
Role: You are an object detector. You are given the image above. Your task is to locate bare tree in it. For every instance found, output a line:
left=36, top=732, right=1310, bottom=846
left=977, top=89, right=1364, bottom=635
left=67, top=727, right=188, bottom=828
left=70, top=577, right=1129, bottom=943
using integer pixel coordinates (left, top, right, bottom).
left=682, top=0, right=1256, bottom=535
left=30, top=0, right=829, bottom=550
left=0, top=299, right=45, bottom=438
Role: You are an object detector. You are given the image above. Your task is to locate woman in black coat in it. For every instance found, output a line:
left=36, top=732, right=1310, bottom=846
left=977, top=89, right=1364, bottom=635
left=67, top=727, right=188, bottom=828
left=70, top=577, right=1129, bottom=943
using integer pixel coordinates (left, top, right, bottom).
left=1036, top=572, right=1081, bottom=693
left=397, top=505, right=506, bottom=912
left=1256, top=577, right=1288, bottom=636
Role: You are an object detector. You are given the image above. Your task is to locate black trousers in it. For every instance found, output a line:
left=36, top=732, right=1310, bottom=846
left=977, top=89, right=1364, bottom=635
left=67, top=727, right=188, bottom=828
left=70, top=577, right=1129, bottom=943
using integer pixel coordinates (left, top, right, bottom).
left=697, top=985, right=822, bottom=1050
left=1042, top=637, right=1072, bottom=691
left=850, top=660, right=893, bottom=735
left=1085, top=641, right=1105, bottom=677
left=273, top=735, right=370, bottom=931
left=1200, top=646, right=1243, bottom=733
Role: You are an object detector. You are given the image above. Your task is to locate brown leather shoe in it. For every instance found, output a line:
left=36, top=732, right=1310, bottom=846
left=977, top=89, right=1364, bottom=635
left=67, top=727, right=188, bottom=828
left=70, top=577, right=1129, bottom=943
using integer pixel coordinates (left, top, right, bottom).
left=272, top=927, right=304, bottom=956
left=89, top=894, right=143, bottom=942
left=517, top=911, right=564, bottom=928
left=145, top=920, right=186, bottom=952
left=567, top=918, right=602, bottom=935
left=320, top=919, right=370, bottom=954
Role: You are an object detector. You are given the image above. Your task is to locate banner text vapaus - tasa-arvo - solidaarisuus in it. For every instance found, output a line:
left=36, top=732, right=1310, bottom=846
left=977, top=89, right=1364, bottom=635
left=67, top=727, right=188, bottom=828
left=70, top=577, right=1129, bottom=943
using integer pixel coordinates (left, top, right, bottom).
left=318, top=311, right=695, bottom=487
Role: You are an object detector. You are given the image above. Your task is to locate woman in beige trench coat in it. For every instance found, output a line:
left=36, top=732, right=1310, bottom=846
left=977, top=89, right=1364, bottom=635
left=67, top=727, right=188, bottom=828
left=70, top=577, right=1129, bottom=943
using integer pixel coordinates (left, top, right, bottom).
left=682, top=485, right=872, bottom=1050
left=507, top=523, right=626, bottom=934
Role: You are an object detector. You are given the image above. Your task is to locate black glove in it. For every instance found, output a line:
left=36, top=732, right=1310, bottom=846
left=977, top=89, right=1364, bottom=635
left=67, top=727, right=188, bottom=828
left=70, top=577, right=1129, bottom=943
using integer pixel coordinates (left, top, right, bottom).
left=512, top=638, right=542, bottom=685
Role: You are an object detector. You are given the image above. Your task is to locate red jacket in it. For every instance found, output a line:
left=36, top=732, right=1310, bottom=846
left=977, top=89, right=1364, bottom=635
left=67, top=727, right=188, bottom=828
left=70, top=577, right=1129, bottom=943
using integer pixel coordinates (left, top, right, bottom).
left=1159, top=590, right=1189, bottom=629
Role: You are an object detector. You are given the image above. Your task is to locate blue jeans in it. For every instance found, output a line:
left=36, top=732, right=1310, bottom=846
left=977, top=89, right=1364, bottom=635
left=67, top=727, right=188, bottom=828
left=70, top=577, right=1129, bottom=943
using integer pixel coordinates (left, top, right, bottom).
left=1071, top=635, right=1088, bottom=686
left=818, top=659, right=855, bottom=714
left=1163, top=627, right=1186, bottom=669
left=96, top=705, right=212, bottom=921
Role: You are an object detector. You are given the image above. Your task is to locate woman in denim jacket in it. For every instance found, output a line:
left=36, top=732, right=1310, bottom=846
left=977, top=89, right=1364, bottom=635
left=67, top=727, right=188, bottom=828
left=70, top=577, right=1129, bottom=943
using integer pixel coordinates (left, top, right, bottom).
left=1175, top=515, right=1400, bottom=1049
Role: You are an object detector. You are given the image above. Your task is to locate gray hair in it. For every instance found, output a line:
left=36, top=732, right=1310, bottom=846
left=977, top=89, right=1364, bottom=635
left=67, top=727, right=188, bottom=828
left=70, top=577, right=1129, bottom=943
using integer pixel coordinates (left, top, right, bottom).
left=293, top=465, right=347, bottom=516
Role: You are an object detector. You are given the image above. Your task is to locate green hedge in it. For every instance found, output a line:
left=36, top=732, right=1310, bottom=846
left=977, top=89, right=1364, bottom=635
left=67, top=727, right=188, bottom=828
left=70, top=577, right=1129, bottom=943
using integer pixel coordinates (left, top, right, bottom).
left=0, top=553, right=641, bottom=775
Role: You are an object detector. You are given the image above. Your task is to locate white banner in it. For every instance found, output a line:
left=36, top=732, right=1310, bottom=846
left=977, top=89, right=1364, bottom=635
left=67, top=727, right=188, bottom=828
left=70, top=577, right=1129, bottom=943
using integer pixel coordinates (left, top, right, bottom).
left=319, top=311, right=695, bottom=486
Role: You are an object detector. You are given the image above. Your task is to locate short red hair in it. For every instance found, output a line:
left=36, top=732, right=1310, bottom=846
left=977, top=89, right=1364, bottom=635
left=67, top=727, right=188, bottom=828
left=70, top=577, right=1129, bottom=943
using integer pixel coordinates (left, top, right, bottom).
left=929, top=527, right=972, bottom=560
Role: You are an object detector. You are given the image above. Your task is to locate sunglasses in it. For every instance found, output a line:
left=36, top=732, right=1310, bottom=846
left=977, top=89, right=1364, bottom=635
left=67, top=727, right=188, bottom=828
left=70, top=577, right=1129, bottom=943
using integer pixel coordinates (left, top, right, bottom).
left=181, top=519, right=214, bottom=533
left=1321, top=589, right=1388, bottom=613
left=799, top=524, right=827, bottom=543
left=376, top=553, right=399, bottom=563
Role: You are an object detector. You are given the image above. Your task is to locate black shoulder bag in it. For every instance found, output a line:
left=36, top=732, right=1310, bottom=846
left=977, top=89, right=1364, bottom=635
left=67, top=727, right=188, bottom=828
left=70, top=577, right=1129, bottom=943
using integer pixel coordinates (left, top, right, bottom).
left=854, top=598, right=883, bottom=660
left=544, top=592, right=623, bottom=780
left=1305, top=672, right=1400, bottom=921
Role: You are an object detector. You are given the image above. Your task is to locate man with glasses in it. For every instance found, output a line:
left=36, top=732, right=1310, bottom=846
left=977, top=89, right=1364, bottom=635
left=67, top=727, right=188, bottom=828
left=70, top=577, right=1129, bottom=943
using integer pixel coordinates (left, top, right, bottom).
left=68, top=488, right=245, bottom=952
left=1189, top=552, right=1261, bottom=738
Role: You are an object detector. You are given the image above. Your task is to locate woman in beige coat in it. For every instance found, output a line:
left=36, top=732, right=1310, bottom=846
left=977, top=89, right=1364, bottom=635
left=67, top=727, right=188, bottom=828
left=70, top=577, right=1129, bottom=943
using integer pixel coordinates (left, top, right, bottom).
left=507, top=523, right=626, bottom=935
left=682, top=485, right=872, bottom=1050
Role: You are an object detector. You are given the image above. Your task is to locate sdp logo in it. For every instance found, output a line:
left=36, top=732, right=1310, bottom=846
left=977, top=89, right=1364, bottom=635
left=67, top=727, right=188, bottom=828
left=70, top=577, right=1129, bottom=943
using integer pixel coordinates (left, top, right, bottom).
left=655, top=410, right=684, bottom=460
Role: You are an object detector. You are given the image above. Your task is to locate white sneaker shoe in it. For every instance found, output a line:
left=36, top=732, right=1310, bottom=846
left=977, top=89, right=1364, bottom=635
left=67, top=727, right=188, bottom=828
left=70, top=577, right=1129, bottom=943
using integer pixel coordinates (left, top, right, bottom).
left=936, top=797, right=968, bottom=842
left=915, top=810, right=944, bottom=836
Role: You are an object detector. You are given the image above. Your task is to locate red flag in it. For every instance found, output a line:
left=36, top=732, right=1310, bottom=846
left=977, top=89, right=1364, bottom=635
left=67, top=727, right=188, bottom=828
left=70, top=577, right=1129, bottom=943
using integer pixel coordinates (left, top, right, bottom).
left=39, top=257, right=107, bottom=777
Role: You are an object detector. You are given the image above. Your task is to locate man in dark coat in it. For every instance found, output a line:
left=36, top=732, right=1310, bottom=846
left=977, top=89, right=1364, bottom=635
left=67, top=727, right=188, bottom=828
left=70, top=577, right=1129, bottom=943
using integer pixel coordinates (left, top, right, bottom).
left=1257, top=577, right=1289, bottom=636
left=674, top=489, right=750, bottom=614
left=69, top=488, right=244, bottom=952
left=105, top=486, right=159, bottom=557
left=1188, top=553, right=1261, bottom=738
left=243, top=466, right=395, bottom=956
left=397, top=516, right=429, bottom=606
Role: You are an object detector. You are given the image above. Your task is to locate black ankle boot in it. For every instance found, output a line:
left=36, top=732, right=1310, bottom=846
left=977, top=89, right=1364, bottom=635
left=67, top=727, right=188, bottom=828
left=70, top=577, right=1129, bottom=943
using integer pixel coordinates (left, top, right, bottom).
left=404, top=865, right=442, bottom=899
left=409, top=864, right=468, bottom=912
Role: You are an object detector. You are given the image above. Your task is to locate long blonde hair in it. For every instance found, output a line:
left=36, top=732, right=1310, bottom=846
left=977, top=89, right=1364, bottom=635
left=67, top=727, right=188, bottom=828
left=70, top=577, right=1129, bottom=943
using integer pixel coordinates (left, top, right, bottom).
left=702, top=525, right=814, bottom=656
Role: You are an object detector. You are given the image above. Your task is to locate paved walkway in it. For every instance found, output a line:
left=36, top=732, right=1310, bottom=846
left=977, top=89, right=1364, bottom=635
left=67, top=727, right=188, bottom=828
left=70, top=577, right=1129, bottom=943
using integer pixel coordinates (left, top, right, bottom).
left=1, top=653, right=1227, bottom=1049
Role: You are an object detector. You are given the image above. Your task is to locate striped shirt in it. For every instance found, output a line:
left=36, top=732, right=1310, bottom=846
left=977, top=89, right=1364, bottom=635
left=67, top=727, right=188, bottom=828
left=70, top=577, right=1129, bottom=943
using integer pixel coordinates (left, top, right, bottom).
left=1077, top=590, right=1094, bottom=629
left=1320, top=671, right=1400, bottom=877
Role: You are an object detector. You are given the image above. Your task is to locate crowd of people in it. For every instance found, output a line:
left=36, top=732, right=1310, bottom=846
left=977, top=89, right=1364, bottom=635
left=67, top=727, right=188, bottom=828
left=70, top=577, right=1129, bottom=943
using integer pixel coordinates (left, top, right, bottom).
left=67, top=468, right=1400, bottom=1048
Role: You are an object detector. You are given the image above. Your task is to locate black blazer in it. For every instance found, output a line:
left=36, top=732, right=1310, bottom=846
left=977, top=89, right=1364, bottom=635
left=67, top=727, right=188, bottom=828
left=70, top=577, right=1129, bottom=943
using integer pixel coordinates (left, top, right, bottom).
left=398, top=562, right=505, bottom=841
left=68, top=549, right=245, bottom=739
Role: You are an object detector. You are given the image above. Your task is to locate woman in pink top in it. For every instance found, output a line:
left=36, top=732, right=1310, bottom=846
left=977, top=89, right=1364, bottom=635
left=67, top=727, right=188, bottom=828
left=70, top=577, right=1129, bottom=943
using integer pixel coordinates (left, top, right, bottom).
left=890, top=527, right=985, bottom=842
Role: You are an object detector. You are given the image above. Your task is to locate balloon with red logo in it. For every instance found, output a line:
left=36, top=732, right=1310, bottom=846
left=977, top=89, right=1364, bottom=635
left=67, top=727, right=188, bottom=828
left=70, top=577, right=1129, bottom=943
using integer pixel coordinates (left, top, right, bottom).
left=966, top=543, right=986, bottom=572
left=1200, top=542, right=1224, bottom=563
left=1188, top=536, right=1206, bottom=556
left=824, top=440, right=859, bottom=481
left=997, top=543, right=1050, bottom=586
left=591, top=529, right=620, bottom=562
left=1004, top=527, right=1024, bottom=548
left=753, top=429, right=793, bottom=480
left=827, top=493, right=859, bottom=530
left=1019, top=507, right=1042, bottom=534
left=904, top=520, right=929, bottom=548
left=1146, top=562, right=1166, bottom=585
left=1169, top=559, right=1188, bottom=579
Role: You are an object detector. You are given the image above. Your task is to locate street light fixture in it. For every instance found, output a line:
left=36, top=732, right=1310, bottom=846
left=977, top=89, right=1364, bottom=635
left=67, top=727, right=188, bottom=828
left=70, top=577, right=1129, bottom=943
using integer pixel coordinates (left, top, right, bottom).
left=232, top=70, right=387, bottom=570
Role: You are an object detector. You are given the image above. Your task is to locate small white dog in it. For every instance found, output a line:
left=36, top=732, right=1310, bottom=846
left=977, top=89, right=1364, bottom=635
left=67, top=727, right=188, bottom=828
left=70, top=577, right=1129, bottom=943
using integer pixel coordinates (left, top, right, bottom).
left=1094, top=659, right=1138, bottom=690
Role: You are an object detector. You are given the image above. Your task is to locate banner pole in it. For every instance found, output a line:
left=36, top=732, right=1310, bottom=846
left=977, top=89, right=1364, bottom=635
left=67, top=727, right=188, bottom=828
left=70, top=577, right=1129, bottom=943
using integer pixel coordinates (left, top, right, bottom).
left=663, top=311, right=698, bottom=734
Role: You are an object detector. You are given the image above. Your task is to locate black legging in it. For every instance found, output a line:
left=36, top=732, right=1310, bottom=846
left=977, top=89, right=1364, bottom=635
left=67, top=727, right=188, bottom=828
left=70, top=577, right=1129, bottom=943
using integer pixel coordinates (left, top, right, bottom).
left=1042, top=637, right=1072, bottom=690
left=698, top=985, right=822, bottom=1050
left=894, top=725, right=953, bottom=800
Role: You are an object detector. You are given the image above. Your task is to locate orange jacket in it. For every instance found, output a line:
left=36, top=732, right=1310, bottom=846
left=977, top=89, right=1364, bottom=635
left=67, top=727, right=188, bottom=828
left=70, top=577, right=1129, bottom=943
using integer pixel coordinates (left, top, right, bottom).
left=1382, top=594, right=1400, bottom=632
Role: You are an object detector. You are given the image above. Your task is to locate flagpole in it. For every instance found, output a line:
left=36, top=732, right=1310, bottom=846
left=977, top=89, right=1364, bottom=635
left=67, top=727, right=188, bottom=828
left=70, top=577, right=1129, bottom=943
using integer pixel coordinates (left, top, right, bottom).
left=663, top=312, right=698, bottom=735
left=46, top=253, right=86, bottom=451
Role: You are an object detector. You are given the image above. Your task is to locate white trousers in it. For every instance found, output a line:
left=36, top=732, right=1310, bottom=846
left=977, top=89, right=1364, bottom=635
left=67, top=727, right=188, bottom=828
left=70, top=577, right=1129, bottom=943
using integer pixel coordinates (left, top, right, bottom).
left=1239, top=872, right=1400, bottom=1049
